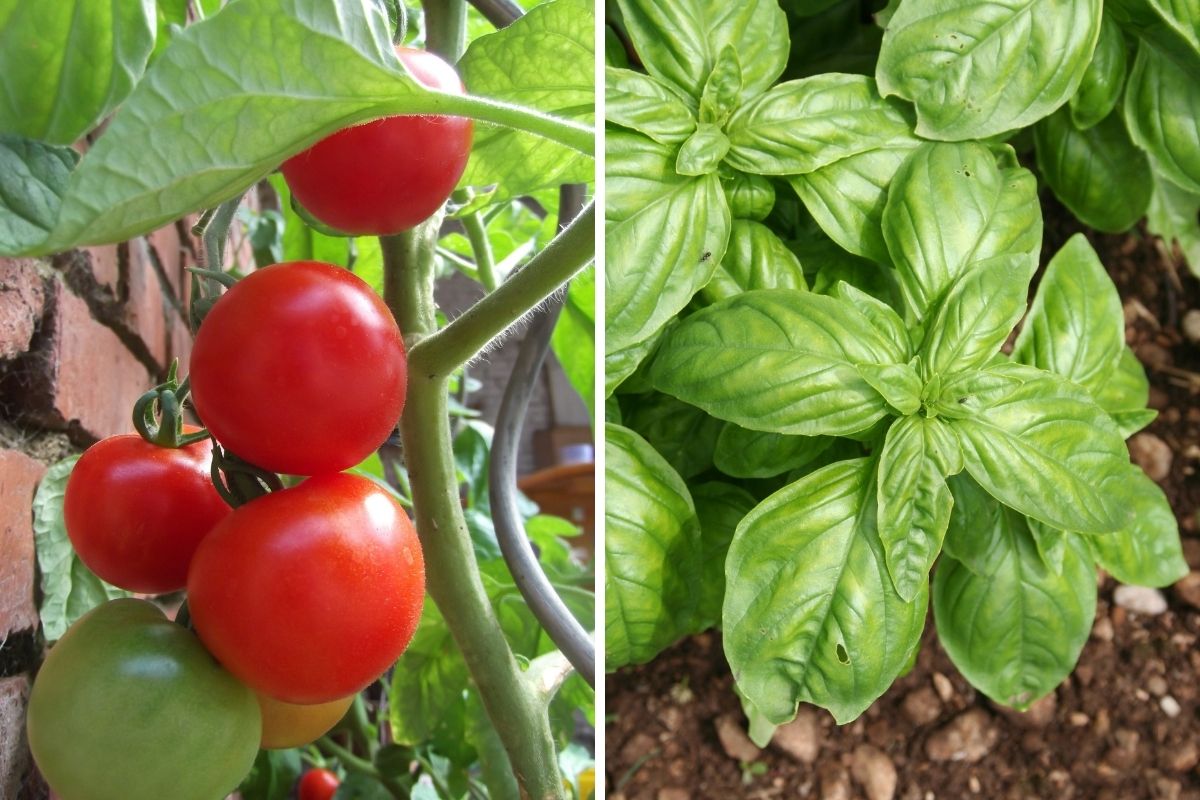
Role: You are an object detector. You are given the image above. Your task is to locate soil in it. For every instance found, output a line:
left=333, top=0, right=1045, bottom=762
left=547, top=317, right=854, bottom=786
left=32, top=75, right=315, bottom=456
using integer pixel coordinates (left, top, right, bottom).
left=605, top=196, right=1200, bottom=800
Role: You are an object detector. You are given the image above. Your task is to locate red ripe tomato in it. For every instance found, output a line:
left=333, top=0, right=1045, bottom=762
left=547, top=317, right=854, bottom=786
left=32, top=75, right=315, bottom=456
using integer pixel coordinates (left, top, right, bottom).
left=298, top=768, right=340, bottom=800
left=64, top=432, right=229, bottom=593
left=187, top=473, right=424, bottom=704
left=280, top=46, right=473, bottom=235
left=188, top=261, right=406, bottom=476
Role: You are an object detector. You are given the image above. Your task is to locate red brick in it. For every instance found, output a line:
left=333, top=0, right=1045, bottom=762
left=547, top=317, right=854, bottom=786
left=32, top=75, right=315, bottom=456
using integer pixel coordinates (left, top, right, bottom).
left=11, top=280, right=152, bottom=440
left=125, top=241, right=167, bottom=367
left=167, top=306, right=194, bottom=372
left=0, top=260, right=46, bottom=359
left=0, top=451, right=44, bottom=639
left=80, top=244, right=119, bottom=289
left=145, top=223, right=188, bottom=297
left=0, top=675, right=31, bottom=799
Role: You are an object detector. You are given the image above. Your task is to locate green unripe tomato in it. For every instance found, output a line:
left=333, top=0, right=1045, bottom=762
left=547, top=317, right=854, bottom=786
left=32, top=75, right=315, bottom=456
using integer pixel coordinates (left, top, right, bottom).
left=723, top=173, right=775, bottom=221
left=27, top=599, right=261, bottom=800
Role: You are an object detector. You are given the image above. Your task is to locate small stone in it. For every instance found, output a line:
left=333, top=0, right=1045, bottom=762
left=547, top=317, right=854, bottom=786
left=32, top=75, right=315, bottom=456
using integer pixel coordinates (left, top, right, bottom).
left=1092, top=615, right=1115, bottom=641
left=818, top=763, right=852, bottom=800
left=1162, top=739, right=1200, bottom=772
left=772, top=706, right=822, bottom=764
left=1113, top=585, right=1168, bottom=615
left=901, top=687, right=942, bottom=726
left=620, top=733, right=657, bottom=766
left=658, top=790, right=689, bottom=800
left=932, top=672, right=955, bottom=703
left=969, top=775, right=982, bottom=793
left=1154, top=777, right=1182, bottom=800
left=714, top=713, right=761, bottom=762
left=1174, top=572, right=1200, bottom=610
left=1182, top=309, right=1200, bottom=344
left=1069, top=712, right=1090, bottom=727
left=1160, top=695, right=1182, bottom=718
left=850, top=744, right=897, bottom=800
left=999, top=692, right=1056, bottom=728
left=669, top=682, right=694, bottom=705
left=925, top=709, right=998, bottom=763
left=1147, top=675, right=1169, bottom=697
left=1105, top=729, right=1140, bottom=770
left=1129, top=433, right=1173, bottom=482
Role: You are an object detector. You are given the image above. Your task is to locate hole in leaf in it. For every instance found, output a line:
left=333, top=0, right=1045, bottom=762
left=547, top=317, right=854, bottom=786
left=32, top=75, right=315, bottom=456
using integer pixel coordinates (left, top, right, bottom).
left=835, top=643, right=850, bottom=665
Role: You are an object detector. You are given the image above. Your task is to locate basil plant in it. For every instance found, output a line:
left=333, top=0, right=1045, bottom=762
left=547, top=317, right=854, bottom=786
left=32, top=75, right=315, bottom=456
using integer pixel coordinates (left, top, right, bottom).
left=605, top=0, right=1190, bottom=739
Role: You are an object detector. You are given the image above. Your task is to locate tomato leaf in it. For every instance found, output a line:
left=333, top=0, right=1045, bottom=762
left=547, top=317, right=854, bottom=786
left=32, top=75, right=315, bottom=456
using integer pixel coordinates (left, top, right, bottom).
left=550, top=264, right=596, bottom=419
left=0, top=137, right=78, bottom=256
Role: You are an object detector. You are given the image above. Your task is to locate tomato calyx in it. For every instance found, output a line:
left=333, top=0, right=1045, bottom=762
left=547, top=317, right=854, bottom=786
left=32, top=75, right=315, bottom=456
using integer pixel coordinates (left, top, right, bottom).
left=132, top=360, right=210, bottom=449
left=209, top=443, right=284, bottom=508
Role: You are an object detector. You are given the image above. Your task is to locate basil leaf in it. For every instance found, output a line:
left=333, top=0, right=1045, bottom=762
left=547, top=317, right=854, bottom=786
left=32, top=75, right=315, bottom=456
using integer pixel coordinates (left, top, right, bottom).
left=624, top=394, right=723, bottom=479
left=949, top=367, right=1132, bottom=533
left=1069, top=15, right=1129, bottom=130
left=605, top=130, right=729, bottom=355
left=876, top=0, right=1102, bottom=141
left=856, top=362, right=922, bottom=416
left=883, top=142, right=1041, bottom=320
left=713, top=424, right=833, bottom=479
left=650, top=290, right=908, bottom=437
left=934, top=523, right=1096, bottom=710
left=1147, top=171, right=1200, bottom=278
left=790, top=144, right=917, bottom=264
left=1012, top=234, right=1125, bottom=397
left=832, top=282, right=912, bottom=356
left=605, top=67, right=697, bottom=145
left=675, top=123, right=730, bottom=176
left=1092, top=347, right=1155, bottom=437
left=1033, top=107, right=1153, bottom=233
left=606, top=319, right=670, bottom=397
left=1125, top=42, right=1200, bottom=194
left=919, top=259, right=1029, bottom=379
left=0, top=0, right=156, bottom=145
left=691, top=482, right=757, bottom=631
left=700, top=220, right=807, bottom=304
left=725, top=74, right=918, bottom=176
left=723, top=172, right=775, bottom=221
left=698, top=45, right=743, bottom=126
left=877, top=416, right=961, bottom=601
left=1106, top=0, right=1200, bottom=79
left=0, top=137, right=79, bottom=256
left=614, top=0, right=789, bottom=103
left=605, top=424, right=702, bottom=669
left=724, top=458, right=927, bottom=724
left=942, top=473, right=1005, bottom=577
left=1086, top=465, right=1188, bottom=587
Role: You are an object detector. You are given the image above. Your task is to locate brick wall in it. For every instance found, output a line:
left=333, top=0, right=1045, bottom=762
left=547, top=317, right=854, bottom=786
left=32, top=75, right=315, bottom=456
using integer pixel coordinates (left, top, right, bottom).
left=0, top=212, right=254, bottom=799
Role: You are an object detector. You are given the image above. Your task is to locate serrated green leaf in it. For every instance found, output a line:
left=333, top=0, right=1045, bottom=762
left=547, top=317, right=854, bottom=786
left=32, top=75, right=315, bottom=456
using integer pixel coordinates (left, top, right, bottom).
left=0, top=137, right=78, bottom=256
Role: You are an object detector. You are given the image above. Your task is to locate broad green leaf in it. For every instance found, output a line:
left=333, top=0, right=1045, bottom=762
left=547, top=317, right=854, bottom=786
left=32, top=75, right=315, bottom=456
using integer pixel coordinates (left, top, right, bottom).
left=691, top=482, right=757, bottom=630
left=919, top=259, right=1029, bottom=378
left=605, top=321, right=668, bottom=397
left=700, top=220, right=807, bottom=304
left=459, top=0, right=595, bottom=203
left=615, top=0, right=789, bottom=103
left=239, top=749, right=303, bottom=800
left=605, top=67, right=696, bottom=145
left=949, top=367, right=1133, bottom=533
left=1147, top=156, right=1200, bottom=278
left=724, top=458, right=928, bottom=724
left=1106, top=0, right=1200, bottom=78
left=33, top=457, right=131, bottom=643
left=1087, top=464, right=1188, bottom=587
left=675, top=124, right=730, bottom=176
left=605, top=425, right=702, bottom=668
left=856, top=362, right=922, bottom=416
left=785, top=0, right=846, bottom=16
left=624, top=394, right=723, bottom=479
left=650, top=290, right=908, bottom=437
left=725, top=74, right=918, bottom=176
left=942, top=473, right=1005, bottom=576
left=605, top=130, right=728, bottom=354
left=876, top=0, right=1103, bottom=141
left=698, top=45, right=743, bottom=126
left=551, top=265, right=596, bottom=419
left=790, top=144, right=917, bottom=264
left=1034, top=107, right=1153, bottom=233
left=877, top=416, right=962, bottom=602
left=786, top=0, right=885, bottom=78
left=714, top=424, right=834, bottom=479
left=1125, top=42, right=1200, bottom=194
left=0, top=137, right=78, bottom=256
left=934, top=526, right=1096, bottom=709
left=1012, top=234, right=1125, bottom=396
left=1069, top=15, right=1129, bottom=129
left=723, top=172, right=776, bottom=221
left=1093, top=346, right=1154, bottom=435
left=0, top=0, right=156, bottom=145
left=831, top=278, right=910, bottom=354
left=388, top=602, right=471, bottom=761
left=883, top=142, right=1041, bottom=319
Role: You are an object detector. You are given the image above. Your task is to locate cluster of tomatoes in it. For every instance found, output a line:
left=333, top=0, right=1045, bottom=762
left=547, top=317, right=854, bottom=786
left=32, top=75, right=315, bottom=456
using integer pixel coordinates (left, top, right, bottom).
left=27, top=46, right=472, bottom=800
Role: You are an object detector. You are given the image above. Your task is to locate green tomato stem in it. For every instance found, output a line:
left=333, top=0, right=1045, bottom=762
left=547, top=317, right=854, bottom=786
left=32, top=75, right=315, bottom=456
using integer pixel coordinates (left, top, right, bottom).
left=381, top=221, right=566, bottom=800
left=454, top=189, right=498, bottom=292
left=407, top=202, right=594, bottom=379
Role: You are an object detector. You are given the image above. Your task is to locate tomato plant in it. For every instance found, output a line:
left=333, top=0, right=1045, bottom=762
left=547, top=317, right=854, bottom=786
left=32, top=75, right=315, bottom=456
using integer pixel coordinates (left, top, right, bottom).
left=298, top=768, right=340, bottom=800
left=281, top=46, right=473, bottom=236
left=189, top=260, right=407, bottom=476
left=63, top=430, right=228, bottom=593
left=258, top=693, right=353, bottom=750
left=187, top=472, right=425, bottom=703
left=27, top=599, right=260, bottom=800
